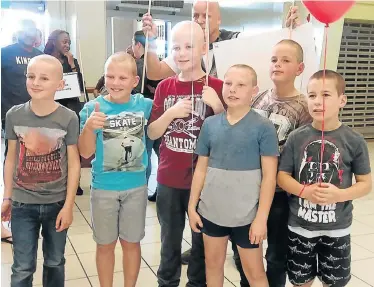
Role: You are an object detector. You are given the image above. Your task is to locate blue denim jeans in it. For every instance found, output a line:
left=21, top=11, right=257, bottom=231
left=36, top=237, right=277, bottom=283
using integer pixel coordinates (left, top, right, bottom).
left=10, top=200, right=68, bottom=287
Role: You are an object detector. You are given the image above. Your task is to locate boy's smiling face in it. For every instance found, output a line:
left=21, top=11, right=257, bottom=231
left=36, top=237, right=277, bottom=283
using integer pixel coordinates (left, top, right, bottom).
left=171, top=21, right=206, bottom=72
left=105, top=60, right=139, bottom=101
left=307, top=78, right=347, bottom=124
left=26, top=56, right=65, bottom=100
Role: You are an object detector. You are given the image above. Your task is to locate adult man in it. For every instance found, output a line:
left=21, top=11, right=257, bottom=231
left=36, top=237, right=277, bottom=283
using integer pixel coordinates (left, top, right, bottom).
left=1, top=19, right=42, bottom=245
left=142, top=2, right=300, bottom=286
left=1, top=19, right=42, bottom=142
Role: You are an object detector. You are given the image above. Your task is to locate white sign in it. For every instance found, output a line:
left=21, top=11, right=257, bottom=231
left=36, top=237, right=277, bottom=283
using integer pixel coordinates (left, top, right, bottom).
left=213, top=23, right=319, bottom=94
left=55, top=72, right=81, bottom=100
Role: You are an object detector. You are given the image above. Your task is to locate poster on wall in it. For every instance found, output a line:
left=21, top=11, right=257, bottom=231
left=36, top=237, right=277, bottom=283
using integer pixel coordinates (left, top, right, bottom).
left=213, top=23, right=319, bottom=94
left=54, top=72, right=81, bottom=100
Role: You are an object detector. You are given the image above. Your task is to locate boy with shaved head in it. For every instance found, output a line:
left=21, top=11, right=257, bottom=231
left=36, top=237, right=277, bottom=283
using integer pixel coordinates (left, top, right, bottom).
left=251, top=39, right=312, bottom=286
left=148, top=21, right=224, bottom=287
left=2, top=55, right=80, bottom=286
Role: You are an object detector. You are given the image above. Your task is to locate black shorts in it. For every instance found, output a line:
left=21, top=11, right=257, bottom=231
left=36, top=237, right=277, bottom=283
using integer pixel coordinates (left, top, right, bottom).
left=200, top=215, right=259, bottom=249
left=287, top=231, right=351, bottom=286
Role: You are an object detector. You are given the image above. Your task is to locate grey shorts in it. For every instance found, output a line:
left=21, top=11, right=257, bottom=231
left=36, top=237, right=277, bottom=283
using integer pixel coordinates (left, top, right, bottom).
left=90, top=186, right=147, bottom=245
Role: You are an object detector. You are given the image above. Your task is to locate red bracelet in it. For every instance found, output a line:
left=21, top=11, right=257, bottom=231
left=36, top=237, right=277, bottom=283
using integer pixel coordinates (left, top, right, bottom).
left=299, top=184, right=306, bottom=197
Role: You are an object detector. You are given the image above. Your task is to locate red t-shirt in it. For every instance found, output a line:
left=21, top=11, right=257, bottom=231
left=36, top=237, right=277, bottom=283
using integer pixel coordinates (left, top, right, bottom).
left=149, top=75, right=224, bottom=190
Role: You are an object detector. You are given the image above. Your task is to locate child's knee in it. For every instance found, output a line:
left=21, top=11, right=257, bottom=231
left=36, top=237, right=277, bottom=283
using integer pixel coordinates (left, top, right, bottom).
left=119, top=239, right=140, bottom=251
left=96, top=241, right=117, bottom=253
left=246, top=270, right=267, bottom=283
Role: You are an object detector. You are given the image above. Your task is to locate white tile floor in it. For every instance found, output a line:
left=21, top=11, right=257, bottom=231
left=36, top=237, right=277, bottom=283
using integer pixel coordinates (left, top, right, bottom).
left=2, top=143, right=374, bottom=286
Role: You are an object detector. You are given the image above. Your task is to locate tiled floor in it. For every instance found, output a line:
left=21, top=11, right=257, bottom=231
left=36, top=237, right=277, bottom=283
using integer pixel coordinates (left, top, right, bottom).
left=2, top=144, right=374, bottom=286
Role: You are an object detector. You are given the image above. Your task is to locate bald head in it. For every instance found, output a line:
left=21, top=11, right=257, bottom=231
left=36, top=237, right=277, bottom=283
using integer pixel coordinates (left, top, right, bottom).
left=28, top=55, right=63, bottom=79
left=171, top=21, right=205, bottom=47
left=193, top=0, right=221, bottom=41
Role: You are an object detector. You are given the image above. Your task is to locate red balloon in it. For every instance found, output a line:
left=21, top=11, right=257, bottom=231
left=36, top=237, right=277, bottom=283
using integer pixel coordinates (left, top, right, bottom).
left=302, top=0, right=355, bottom=25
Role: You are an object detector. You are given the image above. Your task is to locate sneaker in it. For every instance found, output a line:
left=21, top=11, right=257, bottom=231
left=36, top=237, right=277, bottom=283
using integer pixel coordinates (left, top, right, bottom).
left=148, top=190, right=157, bottom=202
left=181, top=248, right=191, bottom=265
left=76, top=186, right=84, bottom=196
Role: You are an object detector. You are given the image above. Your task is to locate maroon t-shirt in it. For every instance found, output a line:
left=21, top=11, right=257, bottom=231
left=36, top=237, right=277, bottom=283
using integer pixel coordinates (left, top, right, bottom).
left=149, top=75, right=224, bottom=189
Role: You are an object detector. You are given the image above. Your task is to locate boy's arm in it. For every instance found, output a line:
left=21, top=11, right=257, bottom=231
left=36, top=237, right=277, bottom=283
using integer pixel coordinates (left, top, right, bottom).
left=188, top=121, right=210, bottom=232
left=3, top=140, right=17, bottom=200
left=188, top=155, right=209, bottom=212
left=56, top=114, right=80, bottom=232
left=148, top=85, right=192, bottom=140
left=78, top=102, right=103, bottom=159
left=250, top=124, right=279, bottom=244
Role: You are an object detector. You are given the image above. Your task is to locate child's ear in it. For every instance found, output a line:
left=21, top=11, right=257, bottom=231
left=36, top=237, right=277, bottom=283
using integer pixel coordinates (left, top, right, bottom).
left=134, top=75, right=140, bottom=88
left=56, top=79, right=65, bottom=91
left=297, top=62, right=305, bottom=76
left=339, top=94, right=347, bottom=109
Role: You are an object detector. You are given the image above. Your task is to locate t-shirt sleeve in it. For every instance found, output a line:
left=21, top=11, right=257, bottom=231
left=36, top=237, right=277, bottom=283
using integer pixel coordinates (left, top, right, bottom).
left=259, top=122, right=279, bottom=157
left=195, top=120, right=210, bottom=156
left=278, top=131, right=296, bottom=174
left=148, top=83, right=165, bottom=124
left=66, top=112, right=79, bottom=145
left=352, top=138, right=371, bottom=175
left=162, top=55, right=180, bottom=74
left=5, top=109, right=17, bottom=140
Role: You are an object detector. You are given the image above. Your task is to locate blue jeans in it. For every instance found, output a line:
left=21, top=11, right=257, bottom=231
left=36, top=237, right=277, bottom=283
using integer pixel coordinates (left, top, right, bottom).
left=11, top=201, right=68, bottom=287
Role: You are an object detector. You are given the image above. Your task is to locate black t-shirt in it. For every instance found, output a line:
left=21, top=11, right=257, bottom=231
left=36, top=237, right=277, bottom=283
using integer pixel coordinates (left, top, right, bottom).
left=1, top=43, right=42, bottom=120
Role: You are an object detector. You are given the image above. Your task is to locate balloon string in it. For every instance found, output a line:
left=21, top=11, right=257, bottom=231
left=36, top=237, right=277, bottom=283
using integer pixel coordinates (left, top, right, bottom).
left=318, top=24, right=329, bottom=185
left=205, top=1, right=210, bottom=85
left=141, top=0, right=152, bottom=94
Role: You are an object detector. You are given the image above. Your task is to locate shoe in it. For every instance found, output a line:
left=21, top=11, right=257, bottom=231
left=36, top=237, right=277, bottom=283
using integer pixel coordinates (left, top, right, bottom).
left=76, top=186, right=84, bottom=196
left=181, top=248, right=191, bottom=265
left=148, top=190, right=157, bottom=202
left=1, top=236, right=12, bottom=244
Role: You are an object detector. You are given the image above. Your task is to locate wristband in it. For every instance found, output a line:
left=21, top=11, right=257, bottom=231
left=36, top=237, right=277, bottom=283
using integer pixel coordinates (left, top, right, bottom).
left=3, top=197, right=12, bottom=202
left=298, top=184, right=306, bottom=197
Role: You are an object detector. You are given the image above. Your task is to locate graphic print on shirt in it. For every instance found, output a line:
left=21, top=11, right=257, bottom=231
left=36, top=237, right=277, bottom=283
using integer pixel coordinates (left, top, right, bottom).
left=163, top=94, right=207, bottom=153
left=14, top=126, right=66, bottom=189
left=297, top=139, right=344, bottom=224
left=102, top=111, right=145, bottom=172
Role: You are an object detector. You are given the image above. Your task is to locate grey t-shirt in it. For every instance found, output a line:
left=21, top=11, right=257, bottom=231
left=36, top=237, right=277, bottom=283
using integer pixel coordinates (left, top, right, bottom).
left=195, top=110, right=279, bottom=227
left=5, top=102, right=79, bottom=204
left=279, top=124, right=371, bottom=235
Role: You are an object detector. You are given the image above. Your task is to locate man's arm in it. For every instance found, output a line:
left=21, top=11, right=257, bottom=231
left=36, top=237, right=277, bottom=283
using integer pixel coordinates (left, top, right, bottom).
left=146, top=47, right=177, bottom=80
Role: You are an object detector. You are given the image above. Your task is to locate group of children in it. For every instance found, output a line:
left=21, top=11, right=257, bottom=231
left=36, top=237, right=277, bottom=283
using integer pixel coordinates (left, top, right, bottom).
left=2, top=18, right=372, bottom=287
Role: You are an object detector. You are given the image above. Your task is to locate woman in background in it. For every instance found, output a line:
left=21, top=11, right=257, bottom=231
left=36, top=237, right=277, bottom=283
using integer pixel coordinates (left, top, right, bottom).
left=44, top=29, right=85, bottom=195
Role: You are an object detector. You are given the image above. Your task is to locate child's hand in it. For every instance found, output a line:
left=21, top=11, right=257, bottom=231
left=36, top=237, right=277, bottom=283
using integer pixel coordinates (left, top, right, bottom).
left=1, top=200, right=12, bottom=221
left=302, top=183, right=320, bottom=204
left=189, top=210, right=203, bottom=233
left=313, top=183, right=342, bottom=205
left=167, top=98, right=192, bottom=119
left=249, top=217, right=267, bottom=245
left=142, top=13, right=158, bottom=39
left=202, top=86, right=222, bottom=110
left=56, top=206, right=74, bottom=232
left=86, top=102, right=106, bottom=131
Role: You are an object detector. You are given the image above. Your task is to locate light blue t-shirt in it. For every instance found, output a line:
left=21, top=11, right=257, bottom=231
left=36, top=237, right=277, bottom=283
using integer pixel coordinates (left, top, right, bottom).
left=79, top=94, right=153, bottom=191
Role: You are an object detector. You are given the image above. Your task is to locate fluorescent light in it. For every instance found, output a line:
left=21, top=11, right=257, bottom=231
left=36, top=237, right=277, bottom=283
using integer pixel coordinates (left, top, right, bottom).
left=116, top=3, right=181, bottom=13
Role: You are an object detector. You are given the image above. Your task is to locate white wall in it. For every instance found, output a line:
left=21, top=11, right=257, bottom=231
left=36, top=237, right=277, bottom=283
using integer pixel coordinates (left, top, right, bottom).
left=111, top=17, right=137, bottom=54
